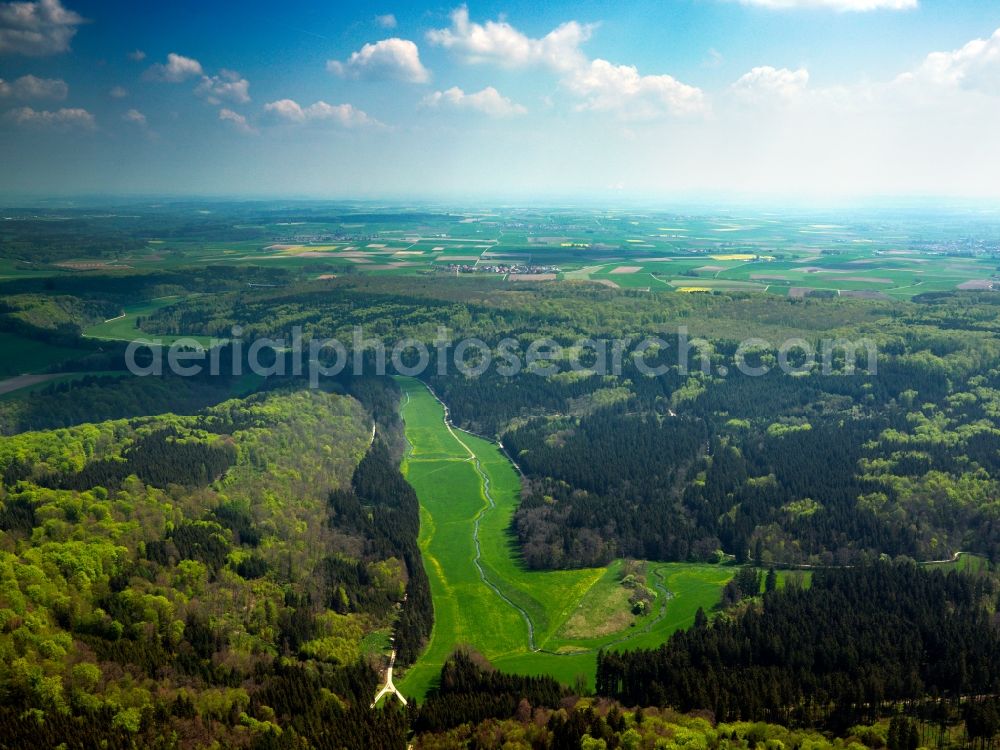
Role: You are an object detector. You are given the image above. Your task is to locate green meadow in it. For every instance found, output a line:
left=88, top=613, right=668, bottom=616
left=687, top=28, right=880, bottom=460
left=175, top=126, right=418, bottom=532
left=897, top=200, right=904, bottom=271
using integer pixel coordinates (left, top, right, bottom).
left=923, top=552, right=992, bottom=574
left=83, top=296, right=181, bottom=341
left=394, top=377, right=734, bottom=699
left=83, top=296, right=220, bottom=347
left=0, top=332, right=93, bottom=378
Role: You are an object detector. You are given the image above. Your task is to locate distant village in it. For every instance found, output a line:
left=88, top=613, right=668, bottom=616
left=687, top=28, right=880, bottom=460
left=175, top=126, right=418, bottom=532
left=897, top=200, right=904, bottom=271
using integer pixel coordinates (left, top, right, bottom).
left=272, top=232, right=377, bottom=244
left=445, top=263, right=561, bottom=275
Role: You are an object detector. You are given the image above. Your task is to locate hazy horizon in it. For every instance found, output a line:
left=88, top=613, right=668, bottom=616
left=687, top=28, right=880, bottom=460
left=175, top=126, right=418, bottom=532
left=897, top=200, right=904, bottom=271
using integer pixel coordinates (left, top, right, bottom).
left=2, top=193, right=1000, bottom=214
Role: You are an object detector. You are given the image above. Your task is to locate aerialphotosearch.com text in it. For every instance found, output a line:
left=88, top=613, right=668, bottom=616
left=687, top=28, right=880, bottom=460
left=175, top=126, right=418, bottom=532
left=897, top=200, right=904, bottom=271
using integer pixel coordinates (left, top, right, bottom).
left=125, top=325, right=877, bottom=385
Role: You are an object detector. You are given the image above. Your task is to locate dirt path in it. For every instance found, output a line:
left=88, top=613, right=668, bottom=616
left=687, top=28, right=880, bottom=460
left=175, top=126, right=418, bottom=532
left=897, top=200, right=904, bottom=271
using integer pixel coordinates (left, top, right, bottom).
left=0, top=372, right=78, bottom=396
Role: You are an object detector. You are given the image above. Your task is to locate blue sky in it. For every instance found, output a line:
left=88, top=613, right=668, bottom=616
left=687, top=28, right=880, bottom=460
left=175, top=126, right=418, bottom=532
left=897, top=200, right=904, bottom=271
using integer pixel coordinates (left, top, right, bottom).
left=2, top=0, right=1000, bottom=200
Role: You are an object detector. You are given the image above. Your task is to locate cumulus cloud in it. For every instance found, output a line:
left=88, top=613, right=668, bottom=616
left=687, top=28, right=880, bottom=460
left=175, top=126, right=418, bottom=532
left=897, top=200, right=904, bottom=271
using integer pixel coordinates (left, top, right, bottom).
left=121, top=108, right=157, bottom=138
left=0, top=73, right=67, bottom=99
left=122, top=108, right=146, bottom=126
left=375, top=13, right=397, bottom=29
left=4, top=105, right=93, bottom=128
left=145, top=52, right=204, bottom=82
left=263, top=98, right=307, bottom=122
left=264, top=98, right=381, bottom=128
left=109, top=85, right=127, bottom=98
left=303, top=101, right=379, bottom=127
left=219, top=107, right=256, bottom=134
left=195, top=69, right=250, bottom=105
left=428, top=6, right=704, bottom=117
left=675, top=24, right=1000, bottom=198
left=732, top=66, right=809, bottom=101
left=898, top=26, right=1000, bottom=95
left=0, top=0, right=83, bottom=56
left=128, top=49, right=145, bottom=61
left=427, top=5, right=590, bottom=72
left=725, top=27, right=1000, bottom=119
left=423, top=85, right=526, bottom=117
left=567, top=59, right=707, bottom=116
left=735, top=0, right=916, bottom=9
left=328, top=38, right=429, bottom=83
left=147, top=56, right=252, bottom=106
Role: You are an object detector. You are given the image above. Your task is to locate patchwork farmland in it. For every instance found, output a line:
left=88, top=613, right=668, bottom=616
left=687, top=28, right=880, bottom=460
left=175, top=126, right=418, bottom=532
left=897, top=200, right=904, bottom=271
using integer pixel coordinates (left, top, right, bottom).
left=6, top=206, right=997, bottom=300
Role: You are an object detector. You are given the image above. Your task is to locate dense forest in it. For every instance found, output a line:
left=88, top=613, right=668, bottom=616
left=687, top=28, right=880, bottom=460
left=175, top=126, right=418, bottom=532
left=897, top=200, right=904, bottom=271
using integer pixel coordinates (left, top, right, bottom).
left=0, top=378, right=426, bottom=749
left=442, top=327, right=1000, bottom=568
left=0, top=373, right=257, bottom=435
left=4, top=270, right=1000, bottom=746
left=596, top=563, right=1000, bottom=729
left=110, top=277, right=1000, bottom=568
left=411, top=695, right=967, bottom=750
left=414, top=649, right=566, bottom=734
left=408, top=636, right=1000, bottom=749
left=507, top=408, right=710, bottom=567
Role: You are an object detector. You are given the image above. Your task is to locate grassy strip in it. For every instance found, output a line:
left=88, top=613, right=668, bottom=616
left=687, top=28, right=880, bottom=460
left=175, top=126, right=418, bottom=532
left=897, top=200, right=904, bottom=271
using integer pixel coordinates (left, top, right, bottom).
left=394, top=377, right=734, bottom=697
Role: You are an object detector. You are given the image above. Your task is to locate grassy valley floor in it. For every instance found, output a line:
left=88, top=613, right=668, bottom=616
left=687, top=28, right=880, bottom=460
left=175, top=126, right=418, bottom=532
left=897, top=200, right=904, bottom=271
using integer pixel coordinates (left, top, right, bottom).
left=394, top=376, right=733, bottom=699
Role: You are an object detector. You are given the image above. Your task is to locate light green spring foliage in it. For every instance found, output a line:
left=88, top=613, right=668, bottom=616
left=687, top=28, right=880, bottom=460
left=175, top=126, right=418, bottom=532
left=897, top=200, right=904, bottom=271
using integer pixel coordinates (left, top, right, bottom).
left=414, top=703, right=889, bottom=750
left=0, top=388, right=377, bottom=726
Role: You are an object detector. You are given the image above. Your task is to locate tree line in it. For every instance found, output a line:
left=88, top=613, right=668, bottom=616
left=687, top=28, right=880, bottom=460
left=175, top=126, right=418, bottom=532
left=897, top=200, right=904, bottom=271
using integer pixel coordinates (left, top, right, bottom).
left=596, top=563, right=1000, bottom=730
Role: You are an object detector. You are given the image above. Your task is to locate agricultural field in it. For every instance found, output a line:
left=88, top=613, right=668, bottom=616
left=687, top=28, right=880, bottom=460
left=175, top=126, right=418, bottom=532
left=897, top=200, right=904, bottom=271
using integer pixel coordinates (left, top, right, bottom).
left=3, top=205, right=998, bottom=301
left=394, top=377, right=734, bottom=699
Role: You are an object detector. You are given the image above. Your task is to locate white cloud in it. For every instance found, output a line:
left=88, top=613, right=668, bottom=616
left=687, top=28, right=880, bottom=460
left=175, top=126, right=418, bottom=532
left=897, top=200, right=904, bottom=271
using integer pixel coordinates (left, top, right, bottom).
left=123, top=108, right=158, bottom=139
left=423, top=85, right=526, bottom=117
left=264, top=98, right=381, bottom=128
left=219, top=107, right=256, bottom=134
left=428, top=7, right=704, bottom=118
left=375, top=13, right=397, bottom=29
left=4, top=105, right=94, bottom=128
left=427, top=5, right=591, bottom=72
left=195, top=69, right=250, bottom=105
left=665, top=26, right=1000, bottom=199
left=0, top=73, right=67, bottom=99
left=263, top=98, right=307, bottom=122
left=128, top=49, right=145, bottom=61
left=732, top=66, right=809, bottom=101
left=109, top=85, right=127, bottom=98
left=145, top=52, right=204, bottom=83
left=147, top=57, right=252, bottom=106
left=300, top=101, right=380, bottom=127
left=16, top=73, right=66, bottom=98
left=0, top=0, right=83, bottom=56
left=898, top=26, right=1000, bottom=95
left=122, top=108, right=146, bottom=126
left=567, top=59, right=707, bottom=117
left=327, top=38, right=429, bottom=83
left=735, top=0, right=916, bottom=10
left=720, top=28, right=1000, bottom=123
